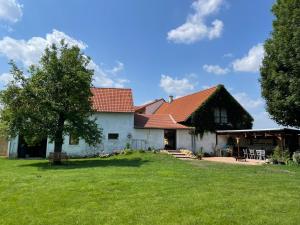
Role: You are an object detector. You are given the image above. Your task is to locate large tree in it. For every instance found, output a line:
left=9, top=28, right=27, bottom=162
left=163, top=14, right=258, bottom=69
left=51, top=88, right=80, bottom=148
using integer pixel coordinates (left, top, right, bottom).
left=0, top=41, right=102, bottom=162
left=260, top=0, right=300, bottom=128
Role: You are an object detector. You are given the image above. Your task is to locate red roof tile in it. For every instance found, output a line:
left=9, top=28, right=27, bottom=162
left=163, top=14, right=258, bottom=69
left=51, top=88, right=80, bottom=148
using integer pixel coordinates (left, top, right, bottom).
left=91, top=88, right=135, bottom=113
left=134, top=114, right=190, bottom=129
left=155, top=86, right=218, bottom=122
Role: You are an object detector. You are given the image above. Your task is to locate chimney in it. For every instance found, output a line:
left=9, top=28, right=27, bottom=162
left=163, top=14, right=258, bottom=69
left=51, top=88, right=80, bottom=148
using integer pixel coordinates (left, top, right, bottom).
left=169, top=95, right=174, bottom=103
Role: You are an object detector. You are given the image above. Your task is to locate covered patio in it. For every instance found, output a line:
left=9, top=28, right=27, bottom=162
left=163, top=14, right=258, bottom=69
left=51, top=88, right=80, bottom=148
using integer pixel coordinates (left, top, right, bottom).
left=216, top=128, right=300, bottom=160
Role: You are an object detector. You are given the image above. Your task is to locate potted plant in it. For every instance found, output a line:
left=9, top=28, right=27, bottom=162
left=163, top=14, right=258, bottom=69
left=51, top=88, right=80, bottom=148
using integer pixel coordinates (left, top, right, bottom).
left=196, top=148, right=204, bottom=160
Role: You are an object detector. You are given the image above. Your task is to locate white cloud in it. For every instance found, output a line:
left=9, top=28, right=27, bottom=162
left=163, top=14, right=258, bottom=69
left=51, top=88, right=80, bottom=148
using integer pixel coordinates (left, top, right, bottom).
left=203, top=64, right=229, bottom=75
left=88, top=60, right=129, bottom=88
left=107, top=61, right=124, bottom=75
left=160, top=74, right=195, bottom=97
left=0, top=29, right=87, bottom=67
left=202, top=85, right=214, bottom=90
left=0, top=30, right=129, bottom=87
left=167, top=0, right=224, bottom=44
left=232, top=43, right=265, bottom=72
left=0, top=72, right=14, bottom=85
left=0, top=0, right=22, bottom=23
left=233, top=92, right=264, bottom=109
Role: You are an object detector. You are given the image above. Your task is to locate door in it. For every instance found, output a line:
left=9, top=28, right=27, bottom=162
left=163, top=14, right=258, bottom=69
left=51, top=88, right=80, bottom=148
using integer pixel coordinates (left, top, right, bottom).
left=164, top=129, right=176, bottom=150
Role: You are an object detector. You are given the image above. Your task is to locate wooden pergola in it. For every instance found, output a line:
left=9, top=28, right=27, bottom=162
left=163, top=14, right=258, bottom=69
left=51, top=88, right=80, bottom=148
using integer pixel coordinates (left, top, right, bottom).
left=216, top=128, right=300, bottom=159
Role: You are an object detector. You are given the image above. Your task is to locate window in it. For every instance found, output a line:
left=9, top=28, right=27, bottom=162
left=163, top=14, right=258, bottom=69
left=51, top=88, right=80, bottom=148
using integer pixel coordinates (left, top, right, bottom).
left=69, top=133, right=79, bottom=145
left=214, top=108, right=220, bottom=123
left=214, top=108, right=228, bottom=124
left=220, top=108, right=228, bottom=124
left=108, top=133, right=119, bottom=140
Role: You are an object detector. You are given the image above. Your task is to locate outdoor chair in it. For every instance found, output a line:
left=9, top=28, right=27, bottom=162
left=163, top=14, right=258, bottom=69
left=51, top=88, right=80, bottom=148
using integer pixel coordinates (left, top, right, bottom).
left=243, top=149, right=248, bottom=159
left=249, top=149, right=255, bottom=159
left=256, top=150, right=265, bottom=160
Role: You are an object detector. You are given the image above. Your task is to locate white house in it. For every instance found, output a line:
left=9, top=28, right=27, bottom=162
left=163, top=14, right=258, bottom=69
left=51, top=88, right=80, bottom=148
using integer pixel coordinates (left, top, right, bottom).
left=7, top=85, right=250, bottom=158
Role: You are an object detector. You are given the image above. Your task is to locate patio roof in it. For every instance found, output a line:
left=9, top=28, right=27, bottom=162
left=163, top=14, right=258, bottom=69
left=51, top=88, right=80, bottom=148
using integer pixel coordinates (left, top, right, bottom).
left=216, top=128, right=300, bottom=136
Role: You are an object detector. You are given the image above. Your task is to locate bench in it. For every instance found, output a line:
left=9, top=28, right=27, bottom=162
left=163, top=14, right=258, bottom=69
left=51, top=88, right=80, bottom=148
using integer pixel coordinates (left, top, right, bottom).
left=48, top=152, right=69, bottom=164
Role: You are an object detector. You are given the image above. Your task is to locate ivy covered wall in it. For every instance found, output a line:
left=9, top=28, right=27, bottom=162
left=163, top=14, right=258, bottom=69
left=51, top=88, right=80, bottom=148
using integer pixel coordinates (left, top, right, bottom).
left=182, top=85, right=253, bottom=136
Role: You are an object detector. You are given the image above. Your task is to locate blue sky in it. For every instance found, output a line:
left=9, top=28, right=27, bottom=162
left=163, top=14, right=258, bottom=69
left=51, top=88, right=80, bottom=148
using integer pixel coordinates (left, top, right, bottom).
left=0, top=0, right=277, bottom=128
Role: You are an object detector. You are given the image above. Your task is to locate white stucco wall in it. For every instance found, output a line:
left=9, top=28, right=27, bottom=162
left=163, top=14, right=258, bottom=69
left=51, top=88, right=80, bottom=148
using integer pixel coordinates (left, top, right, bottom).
left=132, top=129, right=164, bottom=150
left=7, top=112, right=229, bottom=158
left=7, top=136, right=19, bottom=158
left=193, top=132, right=227, bottom=154
left=46, top=112, right=135, bottom=156
left=176, top=130, right=192, bottom=150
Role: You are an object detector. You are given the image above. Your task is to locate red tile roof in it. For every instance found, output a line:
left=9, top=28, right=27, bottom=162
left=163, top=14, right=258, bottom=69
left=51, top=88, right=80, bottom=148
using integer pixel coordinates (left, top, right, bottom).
left=134, top=114, right=190, bottom=129
left=155, top=86, right=218, bottom=122
left=91, top=88, right=135, bottom=113
left=134, top=99, right=164, bottom=112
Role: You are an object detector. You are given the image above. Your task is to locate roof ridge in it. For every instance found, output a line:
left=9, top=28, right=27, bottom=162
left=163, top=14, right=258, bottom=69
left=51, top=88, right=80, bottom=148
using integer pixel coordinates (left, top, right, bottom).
left=91, top=87, right=132, bottom=90
left=168, top=114, right=177, bottom=124
left=173, top=85, right=218, bottom=102
left=135, top=98, right=165, bottom=108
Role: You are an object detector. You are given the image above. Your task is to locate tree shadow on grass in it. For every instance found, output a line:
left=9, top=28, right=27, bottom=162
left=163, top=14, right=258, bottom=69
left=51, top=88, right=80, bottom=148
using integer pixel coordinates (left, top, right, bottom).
left=19, top=157, right=150, bottom=170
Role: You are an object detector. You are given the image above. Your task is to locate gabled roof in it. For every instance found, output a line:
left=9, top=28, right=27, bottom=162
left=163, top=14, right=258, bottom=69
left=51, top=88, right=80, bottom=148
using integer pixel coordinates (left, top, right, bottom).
left=91, top=88, right=135, bottom=113
left=134, top=99, right=165, bottom=112
left=134, top=114, right=190, bottom=129
left=155, top=86, right=218, bottom=122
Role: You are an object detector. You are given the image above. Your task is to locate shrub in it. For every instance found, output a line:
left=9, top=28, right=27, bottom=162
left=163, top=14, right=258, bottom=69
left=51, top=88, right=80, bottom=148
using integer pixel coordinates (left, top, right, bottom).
left=292, top=151, right=300, bottom=165
left=195, top=148, right=203, bottom=160
left=125, top=143, right=131, bottom=150
left=122, top=149, right=133, bottom=155
left=138, top=149, right=146, bottom=153
left=152, top=149, right=159, bottom=154
left=271, top=146, right=290, bottom=164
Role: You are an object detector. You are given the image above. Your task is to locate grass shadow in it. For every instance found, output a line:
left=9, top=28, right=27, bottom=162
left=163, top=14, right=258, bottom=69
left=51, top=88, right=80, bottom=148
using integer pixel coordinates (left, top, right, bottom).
left=19, top=157, right=150, bottom=170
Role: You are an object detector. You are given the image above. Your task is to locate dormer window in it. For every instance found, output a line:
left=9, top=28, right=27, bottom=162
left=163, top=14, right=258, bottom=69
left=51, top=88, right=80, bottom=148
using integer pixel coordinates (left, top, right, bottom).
left=214, top=108, right=228, bottom=124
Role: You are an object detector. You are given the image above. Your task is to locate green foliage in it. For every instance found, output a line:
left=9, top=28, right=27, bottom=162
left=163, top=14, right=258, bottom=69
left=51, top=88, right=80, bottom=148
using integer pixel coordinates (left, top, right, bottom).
left=188, top=85, right=253, bottom=136
left=271, top=145, right=290, bottom=164
left=122, top=149, right=133, bottom=155
left=0, top=40, right=102, bottom=154
left=260, top=0, right=300, bottom=128
left=125, top=142, right=131, bottom=149
left=292, top=151, right=300, bottom=164
left=196, top=147, right=203, bottom=160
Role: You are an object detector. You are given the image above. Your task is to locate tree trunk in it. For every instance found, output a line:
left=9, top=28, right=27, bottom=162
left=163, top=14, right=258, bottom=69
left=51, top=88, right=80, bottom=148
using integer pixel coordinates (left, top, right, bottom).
left=53, top=115, right=65, bottom=165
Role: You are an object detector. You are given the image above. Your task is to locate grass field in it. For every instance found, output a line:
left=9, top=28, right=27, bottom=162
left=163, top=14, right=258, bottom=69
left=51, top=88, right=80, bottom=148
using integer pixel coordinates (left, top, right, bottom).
left=0, top=153, right=300, bottom=225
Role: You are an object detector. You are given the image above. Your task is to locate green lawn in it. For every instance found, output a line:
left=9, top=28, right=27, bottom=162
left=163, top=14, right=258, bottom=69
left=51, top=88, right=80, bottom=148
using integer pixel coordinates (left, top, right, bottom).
left=0, top=153, right=300, bottom=225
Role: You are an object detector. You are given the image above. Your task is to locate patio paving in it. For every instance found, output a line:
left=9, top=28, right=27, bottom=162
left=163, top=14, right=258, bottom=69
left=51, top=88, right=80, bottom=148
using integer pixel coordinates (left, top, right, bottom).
left=203, top=157, right=266, bottom=165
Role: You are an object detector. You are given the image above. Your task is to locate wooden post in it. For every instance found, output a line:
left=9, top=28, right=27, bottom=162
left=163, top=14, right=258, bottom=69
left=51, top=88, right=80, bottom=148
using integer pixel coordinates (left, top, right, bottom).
left=278, top=135, right=283, bottom=157
left=236, top=137, right=240, bottom=159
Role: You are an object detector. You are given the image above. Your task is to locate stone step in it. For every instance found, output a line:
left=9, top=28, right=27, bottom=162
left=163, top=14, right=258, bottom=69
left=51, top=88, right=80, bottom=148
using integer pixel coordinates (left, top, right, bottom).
left=166, top=150, right=180, bottom=153
left=169, top=152, right=186, bottom=155
left=165, top=149, right=193, bottom=159
left=174, top=155, right=191, bottom=159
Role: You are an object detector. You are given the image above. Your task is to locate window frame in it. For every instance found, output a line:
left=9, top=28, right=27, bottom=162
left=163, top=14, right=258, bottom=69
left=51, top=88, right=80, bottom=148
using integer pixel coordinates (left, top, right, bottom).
left=69, top=133, right=79, bottom=145
left=214, top=107, right=228, bottom=124
left=108, top=133, right=119, bottom=140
